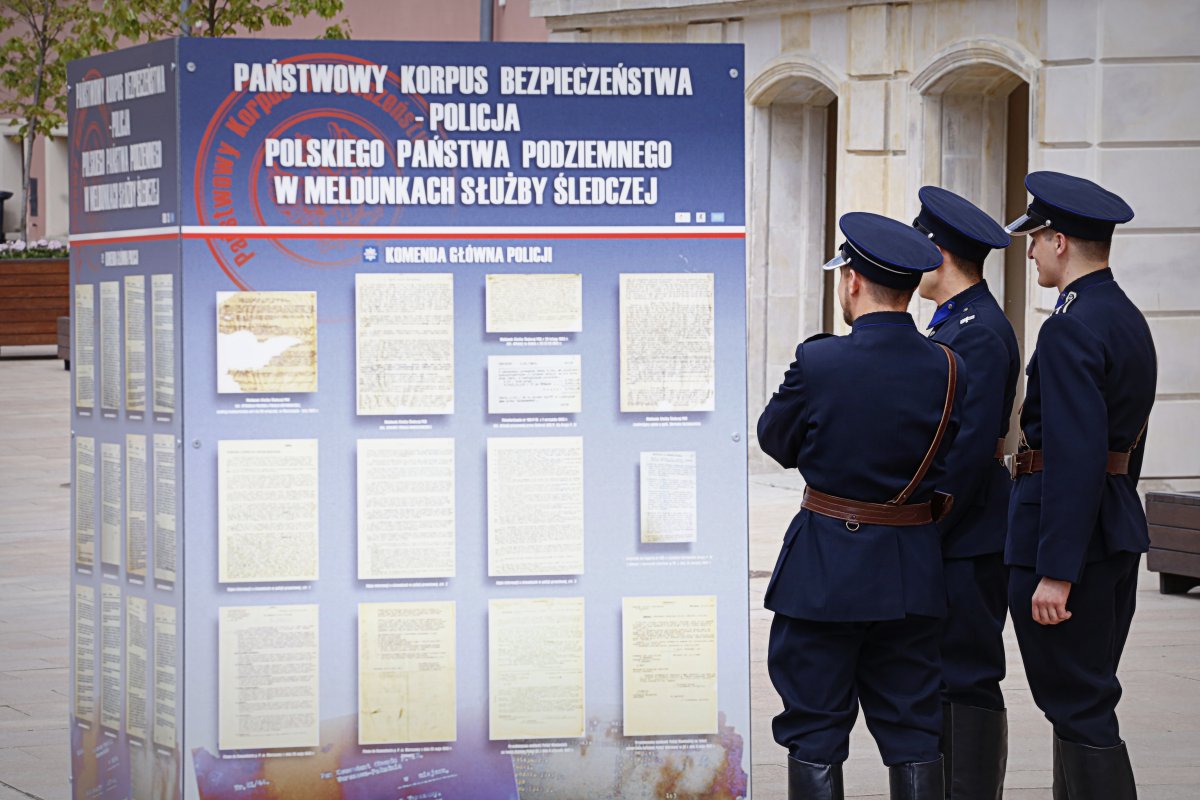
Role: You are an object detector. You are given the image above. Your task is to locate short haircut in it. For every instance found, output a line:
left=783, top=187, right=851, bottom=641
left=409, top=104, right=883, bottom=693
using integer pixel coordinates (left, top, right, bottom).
left=1039, top=228, right=1112, bottom=262
left=943, top=249, right=984, bottom=281
left=842, top=265, right=914, bottom=307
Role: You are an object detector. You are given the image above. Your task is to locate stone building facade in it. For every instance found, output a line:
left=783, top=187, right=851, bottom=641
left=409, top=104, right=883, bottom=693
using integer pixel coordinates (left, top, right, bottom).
left=532, top=0, right=1200, bottom=489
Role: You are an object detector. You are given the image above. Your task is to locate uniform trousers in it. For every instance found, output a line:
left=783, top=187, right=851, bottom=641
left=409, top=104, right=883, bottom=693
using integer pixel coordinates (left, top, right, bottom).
left=768, top=613, right=942, bottom=766
left=1008, top=551, right=1140, bottom=747
left=940, top=553, right=1008, bottom=710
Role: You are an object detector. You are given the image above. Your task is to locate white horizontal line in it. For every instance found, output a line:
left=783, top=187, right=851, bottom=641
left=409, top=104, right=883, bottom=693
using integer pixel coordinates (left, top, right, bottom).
left=69, top=226, right=179, bottom=242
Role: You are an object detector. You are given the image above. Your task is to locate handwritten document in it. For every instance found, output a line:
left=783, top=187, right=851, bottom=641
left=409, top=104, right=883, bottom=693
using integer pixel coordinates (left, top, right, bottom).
left=100, top=583, right=122, bottom=731
left=622, top=595, right=718, bottom=736
left=74, top=585, right=96, bottom=722
left=152, top=603, right=177, bottom=750
left=101, top=442, right=122, bottom=568
left=487, top=436, right=584, bottom=577
left=359, top=601, right=456, bottom=745
left=640, top=451, right=698, bottom=544
left=74, top=284, right=95, bottom=408
left=150, top=274, right=174, bottom=414
left=126, top=595, right=148, bottom=740
left=487, top=355, right=582, bottom=415
left=619, top=273, right=715, bottom=412
left=219, top=604, right=319, bottom=751
left=356, top=273, right=454, bottom=416
left=217, top=291, right=318, bottom=394
left=126, top=434, right=147, bottom=579
left=75, top=436, right=96, bottom=567
left=100, top=281, right=121, bottom=410
left=357, top=438, right=455, bottom=580
left=152, top=434, right=176, bottom=584
left=485, top=273, right=582, bottom=333
left=124, top=275, right=146, bottom=412
left=489, top=597, right=585, bottom=740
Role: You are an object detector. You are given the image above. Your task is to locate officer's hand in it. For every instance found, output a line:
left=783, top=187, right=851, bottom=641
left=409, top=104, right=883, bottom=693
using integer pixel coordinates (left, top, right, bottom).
left=1031, top=577, right=1072, bottom=625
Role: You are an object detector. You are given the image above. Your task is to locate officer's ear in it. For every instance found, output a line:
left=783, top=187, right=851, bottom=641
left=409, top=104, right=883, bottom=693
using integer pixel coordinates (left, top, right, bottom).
left=1051, top=230, right=1068, bottom=258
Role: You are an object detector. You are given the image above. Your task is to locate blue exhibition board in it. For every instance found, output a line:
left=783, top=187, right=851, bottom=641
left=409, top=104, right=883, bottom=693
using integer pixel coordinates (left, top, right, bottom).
left=69, top=38, right=748, bottom=800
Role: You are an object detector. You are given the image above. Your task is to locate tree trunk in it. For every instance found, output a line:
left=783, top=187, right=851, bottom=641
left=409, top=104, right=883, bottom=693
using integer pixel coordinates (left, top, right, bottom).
left=18, top=54, right=47, bottom=242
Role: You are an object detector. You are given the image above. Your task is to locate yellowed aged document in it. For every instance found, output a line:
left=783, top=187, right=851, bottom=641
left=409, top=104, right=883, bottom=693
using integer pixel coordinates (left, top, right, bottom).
left=622, top=595, right=718, bottom=736
left=487, top=436, right=584, bottom=577
left=124, top=275, right=146, bottom=412
left=100, top=281, right=121, bottom=411
left=485, top=273, right=582, bottom=333
left=487, top=355, right=582, bottom=415
left=218, top=439, right=319, bottom=583
left=152, top=434, right=176, bottom=584
left=219, top=604, right=319, bottom=751
left=355, top=273, right=454, bottom=416
left=619, top=273, right=715, bottom=412
left=75, top=436, right=96, bottom=567
left=217, top=291, right=318, bottom=394
left=357, top=438, right=455, bottom=580
left=74, top=283, right=95, bottom=408
left=489, top=597, right=585, bottom=740
left=359, top=601, right=456, bottom=745
left=125, top=595, right=149, bottom=741
left=100, top=583, right=123, bottom=732
left=101, top=442, right=122, bottom=568
left=640, top=451, right=698, bottom=544
left=150, top=274, right=174, bottom=414
left=126, top=434, right=147, bottom=579
left=74, top=585, right=96, bottom=722
left=152, top=603, right=177, bottom=750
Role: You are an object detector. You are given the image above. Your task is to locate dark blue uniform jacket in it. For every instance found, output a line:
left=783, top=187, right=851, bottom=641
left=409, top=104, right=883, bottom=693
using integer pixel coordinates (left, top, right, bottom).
left=1006, top=269, right=1157, bottom=582
left=759, top=311, right=967, bottom=622
left=927, top=281, right=1021, bottom=558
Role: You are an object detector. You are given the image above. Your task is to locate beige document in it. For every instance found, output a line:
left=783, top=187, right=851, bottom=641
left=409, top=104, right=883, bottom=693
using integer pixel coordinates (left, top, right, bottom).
left=622, top=595, right=719, bottom=736
left=74, top=584, right=96, bottom=722
left=487, top=436, right=584, bottom=577
left=218, top=439, right=319, bottom=583
left=358, top=601, right=456, bottom=745
left=75, top=436, right=96, bottom=567
left=619, top=273, right=715, bottom=412
left=126, top=595, right=149, bottom=740
left=101, top=442, right=122, bottom=568
left=488, top=597, right=585, bottom=741
left=357, top=438, right=455, bottom=580
left=74, top=283, right=95, bottom=408
left=217, top=291, right=318, bottom=394
left=126, top=434, right=148, bottom=578
left=485, top=273, right=583, bottom=333
left=152, top=603, right=177, bottom=750
left=101, top=583, right=123, bottom=731
left=150, top=274, right=175, bottom=414
left=152, top=434, right=177, bottom=584
left=487, top=355, right=582, bottom=415
left=219, top=604, right=319, bottom=751
left=640, top=451, right=698, bottom=544
left=124, top=275, right=146, bottom=412
left=100, top=281, right=121, bottom=410
left=355, top=273, right=454, bottom=416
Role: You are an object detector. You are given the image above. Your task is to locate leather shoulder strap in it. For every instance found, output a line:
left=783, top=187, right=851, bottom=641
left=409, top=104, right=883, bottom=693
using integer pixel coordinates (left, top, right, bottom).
left=891, top=343, right=957, bottom=506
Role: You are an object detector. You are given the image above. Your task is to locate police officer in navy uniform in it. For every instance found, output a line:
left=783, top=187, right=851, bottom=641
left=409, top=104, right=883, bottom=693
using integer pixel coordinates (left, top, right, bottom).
left=759, top=212, right=967, bottom=800
left=1004, top=171, right=1157, bottom=799
left=914, top=187, right=1019, bottom=800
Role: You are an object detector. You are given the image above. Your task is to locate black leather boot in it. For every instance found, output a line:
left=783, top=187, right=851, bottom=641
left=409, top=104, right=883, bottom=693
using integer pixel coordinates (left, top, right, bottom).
left=1052, top=736, right=1068, bottom=800
left=788, top=756, right=844, bottom=800
left=1056, top=737, right=1137, bottom=799
left=890, top=756, right=944, bottom=800
left=941, top=703, right=1007, bottom=799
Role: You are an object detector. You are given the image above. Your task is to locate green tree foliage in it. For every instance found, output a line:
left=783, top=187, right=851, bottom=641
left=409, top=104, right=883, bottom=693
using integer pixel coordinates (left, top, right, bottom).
left=103, top=0, right=350, bottom=42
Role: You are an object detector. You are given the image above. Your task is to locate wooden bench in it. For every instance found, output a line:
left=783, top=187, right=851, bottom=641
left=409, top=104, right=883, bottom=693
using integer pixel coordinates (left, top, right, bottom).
left=0, top=258, right=70, bottom=347
left=1146, top=491, right=1200, bottom=595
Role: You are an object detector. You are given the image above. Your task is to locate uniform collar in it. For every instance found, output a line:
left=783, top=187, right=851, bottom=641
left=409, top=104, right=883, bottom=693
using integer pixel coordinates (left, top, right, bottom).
left=927, top=279, right=990, bottom=331
left=1056, top=267, right=1114, bottom=311
left=852, top=310, right=916, bottom=332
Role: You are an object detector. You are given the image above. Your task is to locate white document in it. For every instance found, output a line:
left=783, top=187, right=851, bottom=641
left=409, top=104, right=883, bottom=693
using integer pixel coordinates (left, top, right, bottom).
left=218, top=439, right=319, bottom=583
left=150, top=274, right=175, bottom=414
left=489, top=597, right=585, bottom=741
left=622, top=595, right=718, bottom=737
left=487, top=355, right=582, bottom=415
left=355, top=273, right=454, bottom=416
left=75, top=436, right=96, bottom=567
left=101, top=442, right=122, bottom=568
left=101, top=583, right=123, bottom=732
left=619, top=273, right=715, bottom=412
left=485, top=273, right=583, bottom=333
left=640, top=451, right=698, bottom=544
left=487, top=436, right=584, bottom=577
left=126, top=434, right=148, bottom=579
left=100, top=281, right=121, bottom=411
left=219, top=604, right=319, bottom=751
left=152, top=603, right=177, bottom=750
left=126, top=595, right=149, bottom=740
left=124, top=275, right=146, bottom=412
left=216, top=291, right=318, bottom=394
left=357, top=438, right=455, bottom=580
left=152, top=434, right=176, bottom=584
left=74, top=585, right=96, bottom=722
left=358, top=601, right=456, bottom=745
left=74, top=284, right=95, bottom=408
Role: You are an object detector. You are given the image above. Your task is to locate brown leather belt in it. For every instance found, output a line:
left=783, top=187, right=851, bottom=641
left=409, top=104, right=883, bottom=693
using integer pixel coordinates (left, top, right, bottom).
left=801, top=486, right=933, bottom=527
left=994, top=438, right=1006, bottom=461
left=1010, top=449, right=1131, bottom=478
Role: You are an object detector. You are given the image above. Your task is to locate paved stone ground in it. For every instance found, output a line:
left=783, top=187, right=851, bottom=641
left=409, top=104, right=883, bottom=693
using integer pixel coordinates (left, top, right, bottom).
left=1, top=347, right=1198, bottom=799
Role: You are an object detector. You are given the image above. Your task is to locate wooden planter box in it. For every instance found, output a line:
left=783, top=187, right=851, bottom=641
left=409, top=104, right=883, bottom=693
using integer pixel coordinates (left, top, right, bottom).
left=0, top=258, right=70, bottom=347
left=1146, top=491, right=1200, bottom=595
